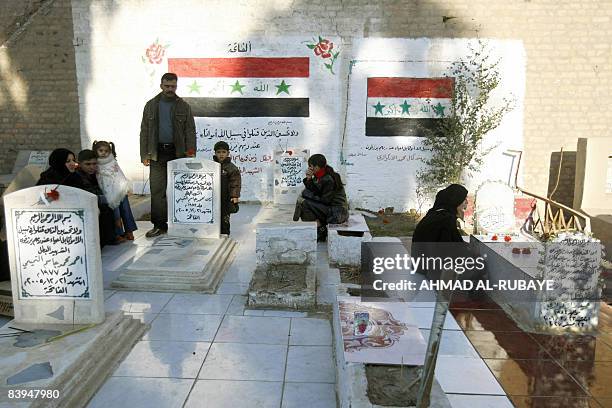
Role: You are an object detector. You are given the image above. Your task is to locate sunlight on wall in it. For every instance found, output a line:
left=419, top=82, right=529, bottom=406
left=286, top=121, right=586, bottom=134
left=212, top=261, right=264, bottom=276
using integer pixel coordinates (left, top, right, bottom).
left=0, top=51, right=29, bottom=113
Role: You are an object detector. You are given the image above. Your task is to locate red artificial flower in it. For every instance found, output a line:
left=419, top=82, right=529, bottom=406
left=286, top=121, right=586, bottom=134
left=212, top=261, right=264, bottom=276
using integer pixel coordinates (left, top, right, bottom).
left=314, top=39, right=334, bottom=59
left=504, top=235, right=512, bottom=242
left=46, top=188, right=60, bottom=202
left=186, top=148, right=196, bottom=157
left=145, top=43, right=165, bottom=64
left=491, top=235, right=498, bottom=241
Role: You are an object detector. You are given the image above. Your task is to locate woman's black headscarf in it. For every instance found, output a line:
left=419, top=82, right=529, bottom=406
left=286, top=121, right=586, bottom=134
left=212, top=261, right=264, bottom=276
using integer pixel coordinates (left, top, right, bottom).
left=47, top=148, right=75, bottom=177
left=427, top=184, right=468, bottom=216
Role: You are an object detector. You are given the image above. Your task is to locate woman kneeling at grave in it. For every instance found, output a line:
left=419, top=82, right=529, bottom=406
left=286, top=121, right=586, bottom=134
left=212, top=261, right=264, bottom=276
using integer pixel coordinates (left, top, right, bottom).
left=36, top=148, right=80, bottom=186
left=411, top=184, right=486, bottom=295
left=293, top=154, right=349, bottom=242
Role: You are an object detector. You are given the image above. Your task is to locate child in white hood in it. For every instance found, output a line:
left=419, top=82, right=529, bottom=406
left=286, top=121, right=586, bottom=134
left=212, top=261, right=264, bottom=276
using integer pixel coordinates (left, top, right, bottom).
left=93, top=140, right=137, bottom=240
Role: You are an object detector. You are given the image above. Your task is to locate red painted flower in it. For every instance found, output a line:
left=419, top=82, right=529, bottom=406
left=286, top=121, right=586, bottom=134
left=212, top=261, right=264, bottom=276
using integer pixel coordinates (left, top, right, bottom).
left=358, top=322, right=367, bottom=334
left=504, top=235, right=512, bottom=242
left=146, top=43, right=165, bottom=64
left=314, top=40, right=334, bottom=58
left=491, top=235, right=498, bottom=241
left=46, top=188, right=60, bottom=202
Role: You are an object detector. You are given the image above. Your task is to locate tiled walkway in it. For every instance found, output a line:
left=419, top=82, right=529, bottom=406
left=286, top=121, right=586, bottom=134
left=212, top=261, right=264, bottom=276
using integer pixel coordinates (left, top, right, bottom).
left=89, top=206, right=337, bottom=408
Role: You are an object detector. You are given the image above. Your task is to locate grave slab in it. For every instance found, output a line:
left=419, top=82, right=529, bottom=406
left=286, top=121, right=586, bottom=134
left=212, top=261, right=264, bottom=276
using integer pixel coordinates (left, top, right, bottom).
left=111, top=235, right=237, bottom=292
left=256, top=222, right=317, bottom=266
left=248, top=265, right=316, bottom=309
left=3, top=185, right=104, bottom=325
left=0, top=312, right=146, bottom=408
left=471, top=233, right=602, bottom=333
left=167, top=158, right=220, bottom=239
left=328, top=213, right=372, bottom=267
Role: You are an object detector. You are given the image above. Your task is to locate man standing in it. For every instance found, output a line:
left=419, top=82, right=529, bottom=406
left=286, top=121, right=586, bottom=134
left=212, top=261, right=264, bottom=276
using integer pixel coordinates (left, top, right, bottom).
left=140, top=73, right=196, bottom=237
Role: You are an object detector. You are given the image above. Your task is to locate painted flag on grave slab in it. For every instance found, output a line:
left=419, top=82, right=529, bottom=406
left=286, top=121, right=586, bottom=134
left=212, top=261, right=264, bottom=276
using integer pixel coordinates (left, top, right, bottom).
left=169, top=57, right=310, bottom=117
left=365, top=77, right=454, bottom=137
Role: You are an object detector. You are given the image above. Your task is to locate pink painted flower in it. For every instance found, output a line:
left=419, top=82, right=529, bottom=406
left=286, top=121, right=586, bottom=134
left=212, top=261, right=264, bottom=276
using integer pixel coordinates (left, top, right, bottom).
left=314, top=40, right=334, bottom=58
left=146, top=43, right=165, bottom=64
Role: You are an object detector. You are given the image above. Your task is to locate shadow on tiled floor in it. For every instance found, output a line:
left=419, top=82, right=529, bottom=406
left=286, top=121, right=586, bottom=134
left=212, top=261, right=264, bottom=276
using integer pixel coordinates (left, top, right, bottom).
left=450, top=292, right=612, bottom=408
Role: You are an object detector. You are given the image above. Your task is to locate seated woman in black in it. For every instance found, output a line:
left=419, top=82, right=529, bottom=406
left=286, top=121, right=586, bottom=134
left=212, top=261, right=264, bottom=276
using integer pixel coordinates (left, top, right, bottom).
left=412, top=184, right=468, bottom=244
left=36, top=148, right=80, bottom=186
left=293, top=154, right=349, bottom=241
left=412, top=184, right=485, bottom=290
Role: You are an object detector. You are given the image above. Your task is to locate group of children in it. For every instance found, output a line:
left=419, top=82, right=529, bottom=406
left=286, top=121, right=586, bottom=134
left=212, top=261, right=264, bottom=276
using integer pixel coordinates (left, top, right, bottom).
left=37, top=141, right=136, bottom=247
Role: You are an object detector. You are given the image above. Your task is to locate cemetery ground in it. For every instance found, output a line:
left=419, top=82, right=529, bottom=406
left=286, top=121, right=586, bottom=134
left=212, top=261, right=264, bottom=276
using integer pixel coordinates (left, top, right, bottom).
left=3, top=202, right=612, bottom=407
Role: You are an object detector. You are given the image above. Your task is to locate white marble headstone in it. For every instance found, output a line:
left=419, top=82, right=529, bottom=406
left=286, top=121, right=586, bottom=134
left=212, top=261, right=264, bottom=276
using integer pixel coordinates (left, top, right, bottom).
left=167, top=158, right=221, bottom=239
left=3, top=185, right=104, bottom=324
left=273, top=149, right=309, bottom=205
left=475, top=181, right=515, bottom=234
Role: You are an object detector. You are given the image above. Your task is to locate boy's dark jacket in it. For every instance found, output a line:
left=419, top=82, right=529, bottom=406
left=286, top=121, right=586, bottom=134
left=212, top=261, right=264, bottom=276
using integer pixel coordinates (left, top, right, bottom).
left=303, top=172, right=348, bottom=209
left=213, top=156, right=241, bottom=198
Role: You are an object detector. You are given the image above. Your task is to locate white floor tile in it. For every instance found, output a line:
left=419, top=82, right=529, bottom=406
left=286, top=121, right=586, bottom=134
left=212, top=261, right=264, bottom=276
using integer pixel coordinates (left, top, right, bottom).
left=113, top=340, right=211, bottom=379
left=289, top=318, right=332, bottom=346
left=144, top=314, right=222, bottom=342
left=199, top=343, right=287, bottom=381
left=215, top=315, right=290, bottom=344
left=104, top=291, right=173, bottom=314
left=216, top=282, right=249, bottom=295
left=87, top=377, right=192, bottom=408
left=435, top=356, right=505, bottom=395
left=160, top=293, right=233, bottom=315
left=185, top=380, right=283, bottom=408
left=226, top=295, right=247, bottom=316
left=282, top=382, right=336, bottom=408
left=285, top=346, right=335, bottom=383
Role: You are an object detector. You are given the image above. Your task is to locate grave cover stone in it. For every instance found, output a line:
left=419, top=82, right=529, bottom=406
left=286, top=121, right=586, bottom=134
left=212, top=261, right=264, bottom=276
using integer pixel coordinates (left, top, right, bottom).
left=273, top=148, right=309, bottom=204
left=167, top=158, right=220, bottom=239
left=3, top=185, right=104, bottom=324
left=475, top=181, right=515, bottom=234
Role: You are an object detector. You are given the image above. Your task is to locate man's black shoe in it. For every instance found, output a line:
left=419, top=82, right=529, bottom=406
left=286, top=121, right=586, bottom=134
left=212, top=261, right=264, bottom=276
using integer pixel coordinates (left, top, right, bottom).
left=145, top=228, right=167, bottom=238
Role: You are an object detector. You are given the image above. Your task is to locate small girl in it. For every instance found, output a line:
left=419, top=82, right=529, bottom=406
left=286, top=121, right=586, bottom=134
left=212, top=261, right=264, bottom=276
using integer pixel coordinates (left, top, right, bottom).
left=92, top=140, right=137, bottom=240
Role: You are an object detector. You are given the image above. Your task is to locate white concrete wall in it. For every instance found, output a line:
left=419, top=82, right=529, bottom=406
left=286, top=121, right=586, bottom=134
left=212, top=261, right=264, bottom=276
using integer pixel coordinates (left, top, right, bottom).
left=71, top=1, right=525, bottom=209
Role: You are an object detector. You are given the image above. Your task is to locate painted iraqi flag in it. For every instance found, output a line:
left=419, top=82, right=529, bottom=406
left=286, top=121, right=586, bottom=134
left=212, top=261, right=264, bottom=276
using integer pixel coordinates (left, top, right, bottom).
left=168, top=57, right=310, bottom=117
left=365, top=77, right=454, bottom=137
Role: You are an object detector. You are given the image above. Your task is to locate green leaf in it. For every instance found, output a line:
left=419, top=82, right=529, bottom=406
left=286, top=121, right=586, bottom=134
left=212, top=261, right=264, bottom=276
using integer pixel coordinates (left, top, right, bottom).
left=306, top=44, right=315, bottom=49
left=324, top=63, right=332, bottom=69
left=318, top=36, right=324, bottom=43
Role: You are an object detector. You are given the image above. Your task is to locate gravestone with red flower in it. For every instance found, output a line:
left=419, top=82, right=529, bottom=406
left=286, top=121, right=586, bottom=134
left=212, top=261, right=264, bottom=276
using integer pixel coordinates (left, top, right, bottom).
left=3, top=185, right=104, bottom=324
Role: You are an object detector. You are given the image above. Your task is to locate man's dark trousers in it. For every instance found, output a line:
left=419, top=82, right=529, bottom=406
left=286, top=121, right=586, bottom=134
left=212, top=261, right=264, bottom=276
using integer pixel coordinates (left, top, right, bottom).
left=150, top=144, right=176, bottom=231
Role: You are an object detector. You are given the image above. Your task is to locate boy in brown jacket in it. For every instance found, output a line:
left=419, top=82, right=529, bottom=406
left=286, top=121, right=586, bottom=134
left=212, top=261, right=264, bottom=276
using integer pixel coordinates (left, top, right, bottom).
left=213, top=141, right=241, bottom=235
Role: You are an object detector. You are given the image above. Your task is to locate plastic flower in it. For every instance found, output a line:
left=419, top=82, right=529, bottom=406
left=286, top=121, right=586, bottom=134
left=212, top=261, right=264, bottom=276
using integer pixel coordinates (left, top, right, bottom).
left=504, top=235, right=512, bottom=242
